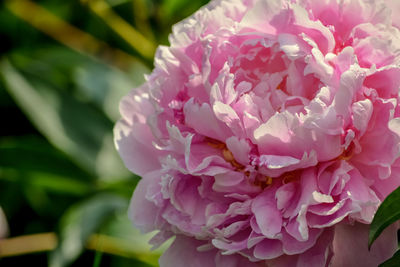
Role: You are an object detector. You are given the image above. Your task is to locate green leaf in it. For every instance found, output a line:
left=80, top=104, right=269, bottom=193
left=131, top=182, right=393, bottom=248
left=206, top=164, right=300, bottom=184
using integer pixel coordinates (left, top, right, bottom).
left=22, top=183, right=51, bottom=215
left=97, top=176, right=140, bottom=198
left=0, top=59, right=129, bottom=179
left=24, top=172, right=92, bottom=196
left=380, top=250, right=400, bottom=267
left=110, top=257, right=155, bottom=267
left=10, top=48, right=148, bottom=121
left=161, top=0, right=209, bottom=24
left=0, top=136, right=94, bottom=196
left=73, top=61, right=146, bottom=121
left=0, top=136, right=92, bottom=179
left=93, top=250, right=104, bottom=267
left=100, top=212, right=172, bottom=266
left=49, top=193, right=127, bottom=267
left=105, top=0, right=132, bottom=6
left=369, top=186, right=400, bottom=248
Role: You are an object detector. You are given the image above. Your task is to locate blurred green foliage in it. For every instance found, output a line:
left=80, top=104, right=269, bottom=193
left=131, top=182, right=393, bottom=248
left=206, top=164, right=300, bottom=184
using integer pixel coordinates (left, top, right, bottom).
left=0, top=0, right=208, bottom=266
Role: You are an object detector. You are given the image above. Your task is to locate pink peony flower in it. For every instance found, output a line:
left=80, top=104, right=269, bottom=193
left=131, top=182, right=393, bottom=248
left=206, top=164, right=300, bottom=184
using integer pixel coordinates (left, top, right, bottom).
left=114, top=0, right=400, bottom=266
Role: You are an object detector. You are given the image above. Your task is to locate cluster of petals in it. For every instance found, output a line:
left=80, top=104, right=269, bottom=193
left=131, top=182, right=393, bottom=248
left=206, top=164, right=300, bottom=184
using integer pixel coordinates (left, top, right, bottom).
left=114, top=0, right=400, bottom=266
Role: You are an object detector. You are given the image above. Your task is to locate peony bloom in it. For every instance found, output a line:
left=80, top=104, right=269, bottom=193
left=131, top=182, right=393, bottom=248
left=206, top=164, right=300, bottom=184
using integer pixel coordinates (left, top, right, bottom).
left=114, top=0, right=400, bottom=266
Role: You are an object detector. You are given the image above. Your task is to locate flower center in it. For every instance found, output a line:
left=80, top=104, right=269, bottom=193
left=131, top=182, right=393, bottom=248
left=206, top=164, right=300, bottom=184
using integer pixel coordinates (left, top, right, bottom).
left=337, top=142, right=355, bottom=161
left=206, top=138, right=245, bottom=171
left=206, top=137, right=275, bottom=189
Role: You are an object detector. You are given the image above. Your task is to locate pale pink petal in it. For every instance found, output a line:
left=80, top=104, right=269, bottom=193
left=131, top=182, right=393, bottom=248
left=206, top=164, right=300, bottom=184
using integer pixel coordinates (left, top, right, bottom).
left=128, top=171, right=164, bottom=233
left=331, top=222, right=399, bottom=267
left=159, top=236, right=216, bottom=267
left=252, top=191, right=282, bottom=238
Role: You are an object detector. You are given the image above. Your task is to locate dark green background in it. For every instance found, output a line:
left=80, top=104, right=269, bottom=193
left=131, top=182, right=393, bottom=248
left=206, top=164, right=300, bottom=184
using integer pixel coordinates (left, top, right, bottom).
left=0, top=0, right=208, bottom=266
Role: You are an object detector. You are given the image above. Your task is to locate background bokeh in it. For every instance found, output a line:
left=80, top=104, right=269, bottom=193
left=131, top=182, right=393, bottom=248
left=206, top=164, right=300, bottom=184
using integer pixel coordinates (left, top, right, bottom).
left=0, top=0, right=208, bottom=266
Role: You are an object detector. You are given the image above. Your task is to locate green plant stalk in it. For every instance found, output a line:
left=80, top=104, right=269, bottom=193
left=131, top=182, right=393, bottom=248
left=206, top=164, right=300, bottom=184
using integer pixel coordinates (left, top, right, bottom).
left=83, top=0, right=157, bottom=60
left=5, top=0, right=139, bottom=70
